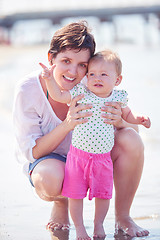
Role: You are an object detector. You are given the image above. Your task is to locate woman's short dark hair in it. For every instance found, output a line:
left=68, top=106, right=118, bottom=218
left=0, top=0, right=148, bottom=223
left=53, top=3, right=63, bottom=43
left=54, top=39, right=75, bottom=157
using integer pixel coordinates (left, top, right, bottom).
left=48, top=21, right=96, bottom=59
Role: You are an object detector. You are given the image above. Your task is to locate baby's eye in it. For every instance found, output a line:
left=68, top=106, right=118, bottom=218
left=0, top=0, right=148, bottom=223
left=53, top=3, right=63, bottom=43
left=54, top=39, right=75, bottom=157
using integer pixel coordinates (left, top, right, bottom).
left=89, top=73, right=94, bottom=76
left=102, top=73, right=107, bottom=76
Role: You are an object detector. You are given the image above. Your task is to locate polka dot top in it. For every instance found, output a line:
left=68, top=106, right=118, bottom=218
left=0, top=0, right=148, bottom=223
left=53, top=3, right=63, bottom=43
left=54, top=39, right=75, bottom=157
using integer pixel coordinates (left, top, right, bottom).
left=70, top=82, right=128, bottom=154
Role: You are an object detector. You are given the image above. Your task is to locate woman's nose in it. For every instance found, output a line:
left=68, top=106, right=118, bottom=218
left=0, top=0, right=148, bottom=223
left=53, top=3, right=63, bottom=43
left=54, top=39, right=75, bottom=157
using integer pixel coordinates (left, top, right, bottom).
left=68, top=65, right=77, bottom=75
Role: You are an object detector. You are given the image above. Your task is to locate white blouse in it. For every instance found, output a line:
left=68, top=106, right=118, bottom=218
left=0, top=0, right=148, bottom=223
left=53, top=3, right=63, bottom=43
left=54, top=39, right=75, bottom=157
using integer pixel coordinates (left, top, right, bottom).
left=13, top=71, right=72, bottom=176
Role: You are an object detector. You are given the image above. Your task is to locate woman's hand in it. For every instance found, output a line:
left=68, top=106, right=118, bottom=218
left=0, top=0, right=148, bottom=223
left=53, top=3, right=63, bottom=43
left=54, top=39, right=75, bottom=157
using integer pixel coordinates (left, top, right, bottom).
left=64, top=94, right=93, bottom=131
left=101, top=102, right=123, bottom=129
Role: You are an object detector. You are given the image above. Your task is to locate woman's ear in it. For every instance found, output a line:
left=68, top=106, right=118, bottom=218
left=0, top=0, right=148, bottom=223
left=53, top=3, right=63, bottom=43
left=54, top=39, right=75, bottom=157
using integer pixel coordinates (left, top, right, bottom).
left=115, top=75, right=122, bottom=86
left=48, top=52, right=53, bottom=66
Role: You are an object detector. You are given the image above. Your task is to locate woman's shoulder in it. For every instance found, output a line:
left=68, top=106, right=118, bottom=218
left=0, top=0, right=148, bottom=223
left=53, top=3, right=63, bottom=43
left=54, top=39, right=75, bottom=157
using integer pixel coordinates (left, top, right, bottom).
left=14, top=71, right=43, bottom=110
left=17, top=71, right=40, bottom=90
left=15, top=71, right=41, bottom=98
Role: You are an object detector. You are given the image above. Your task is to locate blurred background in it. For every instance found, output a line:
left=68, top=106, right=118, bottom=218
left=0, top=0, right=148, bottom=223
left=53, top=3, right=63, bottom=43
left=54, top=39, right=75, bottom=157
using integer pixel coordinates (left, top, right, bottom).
left=0, top=1, right=160, bottom=239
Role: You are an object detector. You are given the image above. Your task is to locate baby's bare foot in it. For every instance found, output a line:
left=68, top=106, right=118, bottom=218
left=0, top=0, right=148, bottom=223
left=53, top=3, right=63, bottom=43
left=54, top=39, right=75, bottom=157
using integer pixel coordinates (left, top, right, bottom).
left=115, top=216, right=149, bottom=237
left=93, top=223, right=106, bottom=239
left=76, top=225, right=91, bottom=240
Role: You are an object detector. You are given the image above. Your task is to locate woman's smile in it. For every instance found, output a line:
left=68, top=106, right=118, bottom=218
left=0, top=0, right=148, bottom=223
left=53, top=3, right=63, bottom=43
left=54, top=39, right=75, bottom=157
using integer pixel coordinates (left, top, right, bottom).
left=63, top=75, right=76, bottom=82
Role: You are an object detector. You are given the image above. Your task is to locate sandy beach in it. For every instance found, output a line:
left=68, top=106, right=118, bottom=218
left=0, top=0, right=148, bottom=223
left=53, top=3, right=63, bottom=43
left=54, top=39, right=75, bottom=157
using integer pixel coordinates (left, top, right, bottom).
left=0, top=34, right=160, bottom=240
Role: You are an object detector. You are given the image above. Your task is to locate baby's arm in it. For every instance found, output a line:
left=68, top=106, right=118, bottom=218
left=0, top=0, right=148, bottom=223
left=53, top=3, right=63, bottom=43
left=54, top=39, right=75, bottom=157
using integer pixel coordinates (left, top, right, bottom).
left=122, top=106, right=151, bottom=128
left=39, top=63, right=71, bottom=104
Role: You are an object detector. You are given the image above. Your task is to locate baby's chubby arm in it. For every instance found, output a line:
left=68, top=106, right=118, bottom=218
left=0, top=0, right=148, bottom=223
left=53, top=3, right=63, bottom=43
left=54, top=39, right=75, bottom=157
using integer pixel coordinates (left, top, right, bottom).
left=122, top=106, right=151, bottom=128
left=39, top=63, right=71, bottom=103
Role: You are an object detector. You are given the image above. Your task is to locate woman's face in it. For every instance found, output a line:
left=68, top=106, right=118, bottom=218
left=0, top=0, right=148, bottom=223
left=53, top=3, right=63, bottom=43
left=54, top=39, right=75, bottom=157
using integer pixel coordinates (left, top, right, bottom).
left=51, top=49, right=90, bottom=90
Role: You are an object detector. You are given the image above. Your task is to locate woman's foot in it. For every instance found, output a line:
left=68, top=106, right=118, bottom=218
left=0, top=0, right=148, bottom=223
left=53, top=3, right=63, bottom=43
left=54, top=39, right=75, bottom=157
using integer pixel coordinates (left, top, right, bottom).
left=75, top=225, right=91, bottom=240
left=115, top=215, right=149, bottom=237
left=93, top=223, right=106, bottom=239
left=47, top=198, right=70, bottom=231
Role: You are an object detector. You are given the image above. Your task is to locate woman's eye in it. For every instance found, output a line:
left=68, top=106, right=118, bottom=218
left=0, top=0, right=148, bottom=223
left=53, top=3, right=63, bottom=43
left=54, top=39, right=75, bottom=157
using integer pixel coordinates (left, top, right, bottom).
left=80, top=63, right=87, bottom=68
left=63, top=59, right=70, bottom=64
left=102, top=73, right=107, bottom=76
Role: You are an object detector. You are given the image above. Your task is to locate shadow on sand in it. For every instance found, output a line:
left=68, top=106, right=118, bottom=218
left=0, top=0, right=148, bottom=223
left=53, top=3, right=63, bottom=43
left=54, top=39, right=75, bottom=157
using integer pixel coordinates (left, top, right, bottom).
left=49, top=228, right=136, bottom=240
left=50, top=229, right=70, bottom=240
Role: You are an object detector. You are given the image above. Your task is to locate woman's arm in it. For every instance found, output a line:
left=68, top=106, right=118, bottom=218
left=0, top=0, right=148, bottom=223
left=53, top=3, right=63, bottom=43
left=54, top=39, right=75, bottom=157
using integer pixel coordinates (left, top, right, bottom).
left=32, top=94, right=93, bottom=159
left=39, top=63, right=71, bottom=103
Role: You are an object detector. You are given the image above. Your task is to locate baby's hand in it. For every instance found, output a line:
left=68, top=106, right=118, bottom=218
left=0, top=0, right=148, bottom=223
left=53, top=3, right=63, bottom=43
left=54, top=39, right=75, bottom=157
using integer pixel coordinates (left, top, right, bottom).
left=138, top=116, right=151, bottom=128
left=39, top=63, right=55, bottom=81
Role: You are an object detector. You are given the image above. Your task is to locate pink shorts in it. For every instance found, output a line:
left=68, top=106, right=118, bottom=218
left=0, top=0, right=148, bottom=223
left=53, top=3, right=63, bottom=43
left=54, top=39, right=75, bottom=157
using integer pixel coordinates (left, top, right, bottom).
left=62, top=145, right=113, bottom=200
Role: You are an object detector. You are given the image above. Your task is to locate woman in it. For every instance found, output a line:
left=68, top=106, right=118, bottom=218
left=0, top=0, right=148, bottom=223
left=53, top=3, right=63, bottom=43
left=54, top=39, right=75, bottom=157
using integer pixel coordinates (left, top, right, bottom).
left=13, top=21, right=149, bottom=237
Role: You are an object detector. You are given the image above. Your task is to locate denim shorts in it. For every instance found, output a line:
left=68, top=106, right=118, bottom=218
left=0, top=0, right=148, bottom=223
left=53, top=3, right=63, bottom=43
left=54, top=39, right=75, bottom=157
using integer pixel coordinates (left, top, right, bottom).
left=29, top=153, right=66, bottom=187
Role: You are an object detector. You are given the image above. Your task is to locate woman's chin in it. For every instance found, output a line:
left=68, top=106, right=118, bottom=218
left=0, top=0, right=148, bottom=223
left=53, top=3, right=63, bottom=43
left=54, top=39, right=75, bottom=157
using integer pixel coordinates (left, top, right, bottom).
left=60, top=80, right=79, bottom=90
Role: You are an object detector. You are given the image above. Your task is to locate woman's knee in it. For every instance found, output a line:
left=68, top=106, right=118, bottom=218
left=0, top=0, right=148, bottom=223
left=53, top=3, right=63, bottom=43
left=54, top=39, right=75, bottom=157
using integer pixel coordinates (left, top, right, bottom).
left=33, top=172, right=63, bottom=197
left=111, top=128, right=144, bottom=163
left=114, top=127, right=144, bottom=153
left=31, top=160, right=65, bottom=199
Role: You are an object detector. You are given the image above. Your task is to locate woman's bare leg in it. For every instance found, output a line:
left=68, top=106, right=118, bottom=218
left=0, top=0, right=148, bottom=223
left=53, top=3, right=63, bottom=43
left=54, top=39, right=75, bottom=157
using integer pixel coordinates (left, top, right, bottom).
left=93, top=198, right=109, bottom=238
left=31, top=158, right=69, bottom=230
left=69, top=199, right=91, bottom=240
left=111, top=128, right=149, bottom=237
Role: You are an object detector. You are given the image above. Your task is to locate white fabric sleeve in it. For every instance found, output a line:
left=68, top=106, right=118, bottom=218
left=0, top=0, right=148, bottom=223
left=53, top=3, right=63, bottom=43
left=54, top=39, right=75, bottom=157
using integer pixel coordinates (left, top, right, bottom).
left=69, top=85, right=78, bottom=100
left=13, top=83, right=43, bottom=163
left=69, top=82, right=86, bottom=102
left=119, top=90, right=128, bottom=108
left=68, top=76, right=88, bottom=102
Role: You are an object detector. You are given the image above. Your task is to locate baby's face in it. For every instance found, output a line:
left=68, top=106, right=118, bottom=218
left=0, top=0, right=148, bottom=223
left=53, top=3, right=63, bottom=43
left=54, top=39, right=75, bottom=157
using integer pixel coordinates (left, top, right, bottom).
left=87, top=59, right=120, bottom=98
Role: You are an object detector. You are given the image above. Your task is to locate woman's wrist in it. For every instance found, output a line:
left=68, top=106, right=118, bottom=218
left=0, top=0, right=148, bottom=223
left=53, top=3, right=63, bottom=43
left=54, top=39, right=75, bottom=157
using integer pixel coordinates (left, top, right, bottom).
left=114, top=118, right=125, bottom=130
left=61, top=118, right=73, bottom=133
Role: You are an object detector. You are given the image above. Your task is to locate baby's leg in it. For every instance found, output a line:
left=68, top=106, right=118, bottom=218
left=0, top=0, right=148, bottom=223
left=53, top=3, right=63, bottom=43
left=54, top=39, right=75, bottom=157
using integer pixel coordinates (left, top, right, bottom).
left=93, top=198, right=110, bottom=238
left=69, top=198, right=91, bottom=240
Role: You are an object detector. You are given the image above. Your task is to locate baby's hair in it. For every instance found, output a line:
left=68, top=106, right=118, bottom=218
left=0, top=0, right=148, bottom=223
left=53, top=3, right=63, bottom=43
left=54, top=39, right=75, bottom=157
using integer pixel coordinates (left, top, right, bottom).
left=89, top=49, right=122, bottom=76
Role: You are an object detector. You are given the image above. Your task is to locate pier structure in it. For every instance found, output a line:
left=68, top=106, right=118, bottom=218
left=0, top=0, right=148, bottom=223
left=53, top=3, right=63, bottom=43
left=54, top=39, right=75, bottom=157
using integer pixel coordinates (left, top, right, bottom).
left=1, top=5, right=160, bottom=28
left=0, top=4, right=160, bottom=44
